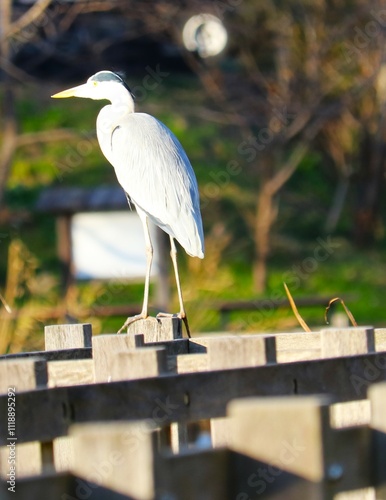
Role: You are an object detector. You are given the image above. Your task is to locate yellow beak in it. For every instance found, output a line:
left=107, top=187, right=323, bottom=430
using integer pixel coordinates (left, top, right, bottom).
left=51, top=88, right=77, bottom=98
left=51, top=83, right=89, bottom=99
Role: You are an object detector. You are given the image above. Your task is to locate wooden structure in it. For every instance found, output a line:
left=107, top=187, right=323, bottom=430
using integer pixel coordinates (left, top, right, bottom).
left=0, top=320, right=386, bottom=499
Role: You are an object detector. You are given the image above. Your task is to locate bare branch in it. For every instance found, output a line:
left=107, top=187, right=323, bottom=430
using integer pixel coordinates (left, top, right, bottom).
left=4, top=0, right=53, bottom=40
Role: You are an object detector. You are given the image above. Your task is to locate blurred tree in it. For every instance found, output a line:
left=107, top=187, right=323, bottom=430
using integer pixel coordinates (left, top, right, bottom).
left=171, top=0, right=386, bottom=290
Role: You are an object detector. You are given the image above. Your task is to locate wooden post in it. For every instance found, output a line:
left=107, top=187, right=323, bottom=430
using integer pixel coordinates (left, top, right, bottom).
left=190, top=334, right=276, bottom=370
left=170, top=422, right=189, bottom=454
left=69, top=421, right=155, bottom=500
left=111, top=347, right=168, bottom=381
left=330, top=400, right=371, bottom=428
left=368, top=382, right=386, bottom=499
left=48, top=359, right=94, bottom=387
left=375, top=328, right=386, bottom=351
left=56, top=215, right=73, bottom=295
left=321, top=326, right=375, bottom=432
left=44, top=323, right=92, bottom=351
left=92, top=333, right=143, bottom=382
left=228, top=395, right=332, bottom=482
left=0, top=358, right=47, bottom=392
left=321, top=326, right=375, bottom=358
left=0, top=359, right=48, bottom=478
left=192, top=335, right=276, bottom=448
left=126, top=316, right=182, bottom=342
left=273, top=332, right=321, bottom=362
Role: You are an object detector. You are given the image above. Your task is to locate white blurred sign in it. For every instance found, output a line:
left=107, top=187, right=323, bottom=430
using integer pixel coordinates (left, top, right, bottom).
left=71, top=211, right=159, bottom=280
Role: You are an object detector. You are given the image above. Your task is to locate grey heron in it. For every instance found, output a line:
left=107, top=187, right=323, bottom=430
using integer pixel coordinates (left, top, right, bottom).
left=52, top=71, right=204, bottom=336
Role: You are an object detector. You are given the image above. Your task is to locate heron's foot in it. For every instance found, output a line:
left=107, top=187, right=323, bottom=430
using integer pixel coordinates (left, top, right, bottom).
left=156, top=311, right=191, bottom=338
left=117, top=313, right=154, bottom=334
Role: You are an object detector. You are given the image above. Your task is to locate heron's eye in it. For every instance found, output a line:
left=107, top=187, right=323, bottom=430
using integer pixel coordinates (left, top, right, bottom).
left=93, top=81, right=98, bottom=87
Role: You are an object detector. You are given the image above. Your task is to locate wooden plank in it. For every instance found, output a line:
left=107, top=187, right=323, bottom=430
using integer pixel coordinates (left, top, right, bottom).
left=0, top=442, right=42, bottom=480
left=227, top=395, right=332, bottom=482
left=277, top=349, right=321, bottom=363
left=0, top=472, right=130, bottom=499
left=272, top=332, right=321, bottom=351
left=2, top=351, right=386, bottom=445
left=0, top=358, right=47, bottom=393
left=48, top=359, right=94, bottom=387
left=126, top=316, right=182, bottom=342
left=92, top=333, right=143, bottom=382
left=176, top=353, right=208, bottom=373
left=228, top=395, right=373, bottom=497
left=170, top=422, right=189, bottom=453
left=53, top=435, right=74, bottom=473
left=210, top=417, right=229, bottom=447
left=368, top=382, right=386, bottom=498
left=0, top=359, right=48, bottom=479
left=334, top=488, right=375, bottom=500
left=111, top=347, right=168, bottom=381
left=375, top=328, right=386, bottom=352
left=189, top=335, right=276, bottom=369
left=330, top=400, right=371, bottom=428
left=271, top=331, right=321, bottom=362
left=70, top=421, right=154, bottom=500
left=0, top=347, right=92, bottom=362
left=194, top=335, right=277, bottom=448
left=321, top=327, right=375, bottom=358
left=45, top=323, right=92, bottom=351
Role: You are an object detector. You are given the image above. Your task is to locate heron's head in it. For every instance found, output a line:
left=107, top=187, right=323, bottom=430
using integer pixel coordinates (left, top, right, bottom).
left=51, top=71, right=134, bottom=105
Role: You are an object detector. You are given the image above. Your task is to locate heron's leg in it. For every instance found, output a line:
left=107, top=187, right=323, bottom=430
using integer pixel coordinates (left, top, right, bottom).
left=157, top=236, right=191, bottom=337
left=118, top=214, right=154, bottom=333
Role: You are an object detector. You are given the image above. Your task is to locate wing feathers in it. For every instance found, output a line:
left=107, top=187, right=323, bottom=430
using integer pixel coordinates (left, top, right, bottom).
left=107, top=113, right=204, bottom=258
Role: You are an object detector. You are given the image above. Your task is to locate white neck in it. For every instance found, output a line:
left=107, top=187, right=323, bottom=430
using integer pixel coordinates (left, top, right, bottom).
left=107, top=83, right=135, bottom=114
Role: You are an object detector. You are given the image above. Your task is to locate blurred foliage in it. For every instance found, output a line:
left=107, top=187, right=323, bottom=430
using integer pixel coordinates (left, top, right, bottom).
left=2, top=0, right=386, bottom=351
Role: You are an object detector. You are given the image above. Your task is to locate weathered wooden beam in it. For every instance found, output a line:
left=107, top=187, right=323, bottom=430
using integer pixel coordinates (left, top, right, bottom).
left=111, top=347, right=168, bottom=381
left=368, top=382, right=386, bottom=498
left=70, top=421, right=155, bottom=500
left=92, top=333, right=143, bottom=382
left=44, top=323, right=92, bottom=350
left=189, top=335, right=276, bottom=370
left=228, top=395, right=332, bottom=482
left=0, top=347, right=92, bottom=362
left=321, top=327, right=375, bottom=358
left=0, top=359, right=48, bottom=479
left=1, top=351, right=386, bottom=445
left=126, top=316, right=183, bottom=342
left=228, top=395, right=373, bottom=497
left=0, top=472, right=129, bottom=499
left=0, top=359, right=47, bottom=393
left=48, top=359, right=94, bottom=387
